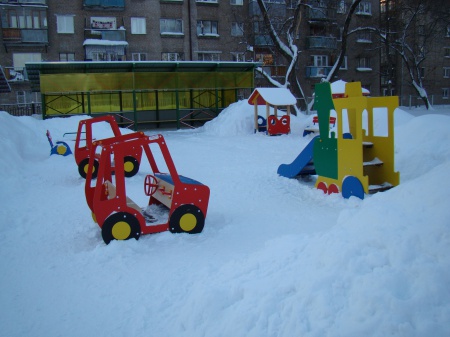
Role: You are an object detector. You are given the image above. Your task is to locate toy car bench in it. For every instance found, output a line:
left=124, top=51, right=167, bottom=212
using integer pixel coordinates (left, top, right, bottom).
left=84, top=131, right=210, bottom=244
left=75, top=115, right=142, bottom=179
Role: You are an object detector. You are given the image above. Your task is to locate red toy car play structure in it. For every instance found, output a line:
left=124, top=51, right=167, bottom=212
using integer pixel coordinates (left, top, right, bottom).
left=84, top=132, right=210, bottom=244
left=75, top=115, right=141, bottom=179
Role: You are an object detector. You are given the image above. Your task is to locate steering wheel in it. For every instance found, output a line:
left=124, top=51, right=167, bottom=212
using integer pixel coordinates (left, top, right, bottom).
left=144, top=175, right=158, bottom=196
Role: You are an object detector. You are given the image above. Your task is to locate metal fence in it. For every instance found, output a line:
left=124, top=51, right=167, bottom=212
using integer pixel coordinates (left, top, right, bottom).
left=0, top=103, right=41, bottom=116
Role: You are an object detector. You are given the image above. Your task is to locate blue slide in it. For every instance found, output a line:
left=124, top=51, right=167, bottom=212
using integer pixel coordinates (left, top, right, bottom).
left=277, top=136, right=318, bottom=178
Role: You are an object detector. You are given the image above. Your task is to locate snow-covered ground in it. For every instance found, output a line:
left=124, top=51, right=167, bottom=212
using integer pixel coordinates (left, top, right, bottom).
left=1, top=101, right=449, bottom=337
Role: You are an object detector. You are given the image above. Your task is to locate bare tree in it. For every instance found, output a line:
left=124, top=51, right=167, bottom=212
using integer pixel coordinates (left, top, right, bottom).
left=374, top=0, right=450, bottom=109
left=253, top=0, right=363, bottom=113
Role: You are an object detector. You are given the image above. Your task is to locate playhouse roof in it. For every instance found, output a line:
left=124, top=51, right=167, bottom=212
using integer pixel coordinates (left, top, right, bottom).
left=248, top=87, right=297, bottom=106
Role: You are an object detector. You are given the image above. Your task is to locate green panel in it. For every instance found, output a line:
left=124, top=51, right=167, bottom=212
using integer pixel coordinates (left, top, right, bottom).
left=313, top=138, right=338, bottom=179
left=89, top=92, right=121, bottom=113
left=135, top=91, right=158, bottom=111
left=134, top=73, right=178, bottom=90
left=44, top=94, right=84, bottom=116
left=41, top=73, right=134, bottom=93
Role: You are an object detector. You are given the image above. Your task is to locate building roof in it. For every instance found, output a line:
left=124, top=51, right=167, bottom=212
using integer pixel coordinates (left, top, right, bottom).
left=25, top=61, right=260, bottom=92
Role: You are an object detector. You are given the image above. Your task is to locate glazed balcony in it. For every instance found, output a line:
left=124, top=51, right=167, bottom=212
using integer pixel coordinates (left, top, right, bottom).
left=306, top=36, right=337, bottom=49
left=0, top=0, right=47, bottom=4
left=2, top=28, right=48, bottom=45
left=3, top=67, right=28, bottom=82
left=308, top=7, right=336, bottom=21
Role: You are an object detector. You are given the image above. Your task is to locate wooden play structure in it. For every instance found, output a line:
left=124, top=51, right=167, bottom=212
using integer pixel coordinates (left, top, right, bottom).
left=248, top=88, right=296, bottom=136
left=278, top=81, right=400, bottom=199
left=84, top=131, right=210, bottom=244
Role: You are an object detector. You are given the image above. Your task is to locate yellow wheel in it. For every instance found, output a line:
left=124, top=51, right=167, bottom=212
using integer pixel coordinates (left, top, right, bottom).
left=101, top=212, right=141, bottom=244
left=123, top=156, right=140, bottom=178
left=78, top=158, right=98, bottom=179
left=169, top=205, right=205, bottom=234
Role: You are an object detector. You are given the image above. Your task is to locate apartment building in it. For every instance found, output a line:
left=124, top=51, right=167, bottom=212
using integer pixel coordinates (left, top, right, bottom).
left=0, top=0, right=448, bottom=108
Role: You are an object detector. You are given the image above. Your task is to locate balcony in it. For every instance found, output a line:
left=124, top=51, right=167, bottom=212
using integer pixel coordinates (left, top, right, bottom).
left=84, top=28, right=126, bottom=42
left=254, top=34, right=274, bottom=46
left=256, top=65, right=287, bottom=78
left=3, top=67, right=28, bottom=82
left=306, top=36, right=337, bottom=49
left=306, top=66, right=332, bottom=78
left=0, top=0, right=47, bottom=4
left=2, top=28, right=48, bottom=45
left=83, top=0, right=125, bottom=10
left=308, top=7, right=336, bottom=21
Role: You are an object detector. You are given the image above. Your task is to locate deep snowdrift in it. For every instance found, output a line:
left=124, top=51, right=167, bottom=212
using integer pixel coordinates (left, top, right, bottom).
left=1, top=102, right=449, bottom=337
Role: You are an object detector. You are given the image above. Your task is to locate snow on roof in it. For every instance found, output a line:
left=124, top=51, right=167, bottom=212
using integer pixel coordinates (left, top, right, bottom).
left=331, top=80, right=370, bottom=95
left=248, top=87, right=297, bottom=106
left=83, top=39, right=129, bottom=46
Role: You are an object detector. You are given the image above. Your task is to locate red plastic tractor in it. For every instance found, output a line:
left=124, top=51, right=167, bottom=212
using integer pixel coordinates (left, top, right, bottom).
left=74, top=116, right=142, bottom=179
left=84, top=132, right=210, bottom=244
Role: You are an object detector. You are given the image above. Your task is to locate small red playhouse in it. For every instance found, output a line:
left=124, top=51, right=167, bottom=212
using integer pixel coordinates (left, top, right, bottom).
left=248, top=88, right=297, bottom=136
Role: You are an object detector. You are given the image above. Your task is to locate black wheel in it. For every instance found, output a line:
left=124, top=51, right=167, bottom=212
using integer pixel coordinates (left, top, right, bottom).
left=123, top=156, right=140, bottom=178
left=101, top=212, right=141, bottom=245
left=169, top=205, right=205, bottom=234
left=78, top=157, right=99, bottom=179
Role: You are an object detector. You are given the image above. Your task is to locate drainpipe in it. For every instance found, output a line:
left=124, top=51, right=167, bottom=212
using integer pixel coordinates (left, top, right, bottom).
left=188, top=0, right=193, bottom=60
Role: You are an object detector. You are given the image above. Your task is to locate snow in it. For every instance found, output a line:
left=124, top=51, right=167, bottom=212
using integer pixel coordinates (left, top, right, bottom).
left=331, top=79, right=370, bottom=95
left=1, top=102, right=450, bottom=337
left=83, top=39, right=129, bottom=46
left=249, top=88, right=297, bottom=106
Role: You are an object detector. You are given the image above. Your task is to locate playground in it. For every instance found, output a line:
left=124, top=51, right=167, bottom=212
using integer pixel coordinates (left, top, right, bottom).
left=1, top=100, right=450, bottom=336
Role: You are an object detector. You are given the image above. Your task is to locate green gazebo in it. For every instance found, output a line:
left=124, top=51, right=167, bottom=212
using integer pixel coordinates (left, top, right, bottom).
left=25, top=61, right=258, bottom=130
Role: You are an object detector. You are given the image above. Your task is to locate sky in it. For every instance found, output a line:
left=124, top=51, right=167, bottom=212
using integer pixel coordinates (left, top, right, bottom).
left=0, top=100, right=449, bottom=337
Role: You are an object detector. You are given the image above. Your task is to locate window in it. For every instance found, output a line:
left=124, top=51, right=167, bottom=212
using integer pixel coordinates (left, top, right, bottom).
left=16, top=91, right=26, bottom=105
left=311, top=55, right=328, bottom=67
left=444, top=47, right=450, bottom=58
left=357, top=57, right=371, bottom=70
left=59, top=53, right=75, bottom=61
left=131, top=17, right=146, bottom=34
left=160, top=19, right=183, bottom=35
left=443, top=88, right=449, bottom=99
left=13, top=53, right=41, bottom=70
left=444, top=68, right=450, bottom=78
left=420, top=67, right=425, bottom=78
left=231, top=0, right=243, bottom=5
left=8, top=8, right=47, bottom=29
left=231, top=52, right=245, bottom=62
left=340, top=56, right=348, bottom=70
left=447, top=25, right=450, bottom=37
left=356, top=31, right=372, bottom=43
left=337, top=0, right=346, bottom=14
left=198, top=52, right=220, bottom=61
left=356, top=1, right=371, bottom=15
left=162, top=52, right=184, bottom=61
left=132, top=53, right=147, bottom=61
left=196, top=0, right=218, bottom=3
left=56, top=15, right=74, bottom=34
left=231, top=22, right=244, bottom=37
left=197, top=20, right=218, bottom=36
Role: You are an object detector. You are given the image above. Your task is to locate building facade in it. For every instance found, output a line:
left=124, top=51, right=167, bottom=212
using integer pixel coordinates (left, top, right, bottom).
left=0, top=0, right=448, bottom=108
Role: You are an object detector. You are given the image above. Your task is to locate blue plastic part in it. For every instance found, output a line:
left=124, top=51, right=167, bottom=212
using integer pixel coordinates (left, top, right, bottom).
left=277, top=136, right=318, bottom=178
left=50, top=141, right=72, bottom=156
left=154, top=173, right=204, bottom=186
left=257, top=115, right=267, bottom=132
left=342, top=176, right=364, bottom=199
